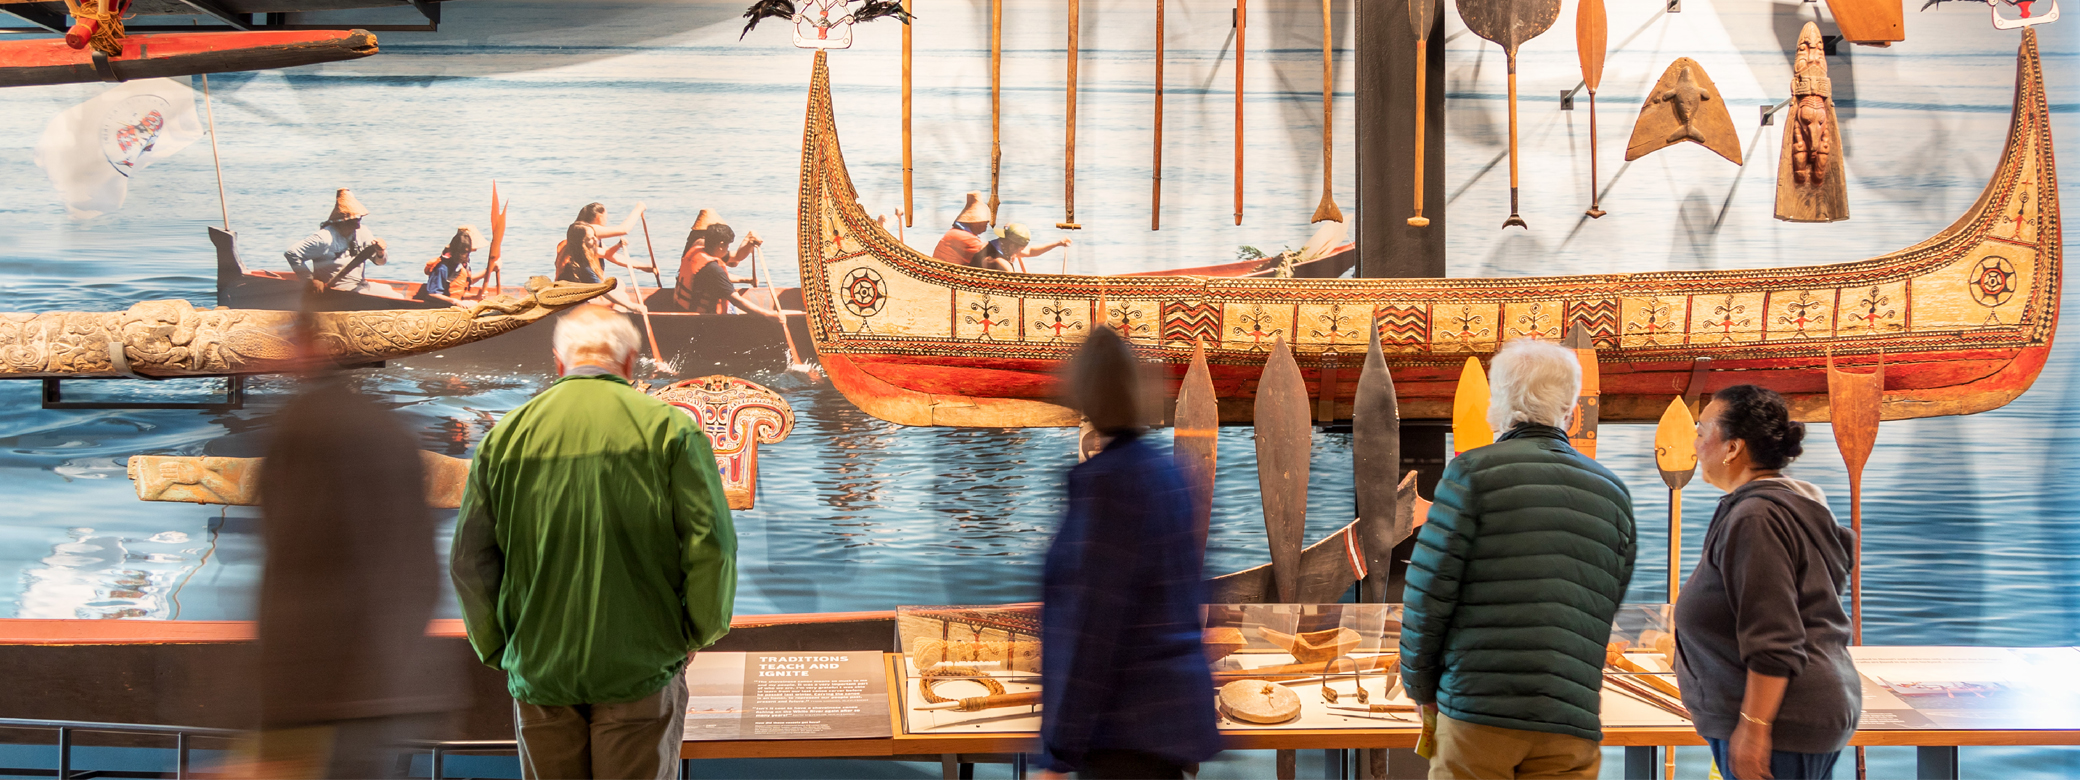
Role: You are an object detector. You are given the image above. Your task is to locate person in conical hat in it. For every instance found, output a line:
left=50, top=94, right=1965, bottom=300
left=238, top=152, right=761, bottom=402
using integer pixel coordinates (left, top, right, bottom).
left=670, top=209, right=794, bottom=323
left=419, top=224, right=488, bottom=306
left=931, top=191, right=994, bottom=266
left=285, top=188, right=389, bottom=293
left=969, top=222, right=1073, bottom=273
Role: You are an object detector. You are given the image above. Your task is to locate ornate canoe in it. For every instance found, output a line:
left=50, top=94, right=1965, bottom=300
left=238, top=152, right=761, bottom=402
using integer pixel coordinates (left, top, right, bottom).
left=794, top=33, right=2060, bottom=427
left=0, top=276, right=612, bottom=378
left=0, top=30, right=378, bottom=89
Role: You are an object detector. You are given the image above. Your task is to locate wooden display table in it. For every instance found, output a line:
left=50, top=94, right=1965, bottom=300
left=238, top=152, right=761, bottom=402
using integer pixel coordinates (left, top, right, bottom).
left=673, top=650, right=2080, bottom=780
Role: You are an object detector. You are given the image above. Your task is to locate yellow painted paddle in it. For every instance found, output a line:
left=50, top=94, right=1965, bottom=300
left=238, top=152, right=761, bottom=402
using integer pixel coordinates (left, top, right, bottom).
left=1653, top=398, right=1698, bottom=601
left=1451, top=356, right=1493, bottom=455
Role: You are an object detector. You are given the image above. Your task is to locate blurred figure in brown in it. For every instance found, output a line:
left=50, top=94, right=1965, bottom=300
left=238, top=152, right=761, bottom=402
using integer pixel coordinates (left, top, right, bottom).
left=253, top=309, right=458, bottom=778
left=1037, top=326, right=1221, bottom=779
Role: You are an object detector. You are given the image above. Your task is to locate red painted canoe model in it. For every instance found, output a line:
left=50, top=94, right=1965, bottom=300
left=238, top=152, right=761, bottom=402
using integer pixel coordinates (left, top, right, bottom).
left=795, top=32, right=2059, bottom=428
left=0, top=29, right=376, bottom=88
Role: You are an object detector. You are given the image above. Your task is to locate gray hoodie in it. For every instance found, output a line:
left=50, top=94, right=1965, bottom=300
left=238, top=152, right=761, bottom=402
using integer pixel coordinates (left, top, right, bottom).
left=1673, top=477, right=1861, bottom=754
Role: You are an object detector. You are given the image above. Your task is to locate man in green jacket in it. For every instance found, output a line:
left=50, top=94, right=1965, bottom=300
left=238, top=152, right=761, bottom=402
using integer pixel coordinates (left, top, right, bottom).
left=452, top=304, right=736, bottom=780
left=1400, top=338, right=1637, bottom=780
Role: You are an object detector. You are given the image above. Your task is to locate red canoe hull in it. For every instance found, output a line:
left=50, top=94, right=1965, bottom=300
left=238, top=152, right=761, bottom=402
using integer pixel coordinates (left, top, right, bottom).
left=0, top=29, right=376, bottom=88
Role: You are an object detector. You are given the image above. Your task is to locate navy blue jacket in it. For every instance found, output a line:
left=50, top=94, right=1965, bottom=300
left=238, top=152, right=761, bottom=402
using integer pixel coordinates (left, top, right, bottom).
left=1039, top=433, right=1221, bottom=772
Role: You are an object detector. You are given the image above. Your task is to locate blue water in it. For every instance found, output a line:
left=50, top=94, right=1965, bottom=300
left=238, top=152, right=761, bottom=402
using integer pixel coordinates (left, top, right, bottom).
left=2, top=0, right=2076, bottom=776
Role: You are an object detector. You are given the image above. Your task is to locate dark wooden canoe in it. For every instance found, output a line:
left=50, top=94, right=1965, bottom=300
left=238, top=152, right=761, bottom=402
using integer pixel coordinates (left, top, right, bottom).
left=0, top=29, right=377, bottom=88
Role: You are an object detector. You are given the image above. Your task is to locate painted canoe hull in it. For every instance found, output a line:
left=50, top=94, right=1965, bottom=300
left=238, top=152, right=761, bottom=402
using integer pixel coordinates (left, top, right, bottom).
left=0, top=29, right=377, bottom=88
left=794, top=33, right=2060, bottom=427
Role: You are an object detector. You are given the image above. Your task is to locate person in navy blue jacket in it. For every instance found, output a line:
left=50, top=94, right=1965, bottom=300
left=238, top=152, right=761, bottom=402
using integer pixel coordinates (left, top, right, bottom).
left=1038, top=326, right=1222, bottom=779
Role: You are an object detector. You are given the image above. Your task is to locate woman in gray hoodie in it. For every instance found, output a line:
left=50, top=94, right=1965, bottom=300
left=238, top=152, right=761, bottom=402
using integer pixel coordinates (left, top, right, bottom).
left=1675, top=384, right=1860, bottom=780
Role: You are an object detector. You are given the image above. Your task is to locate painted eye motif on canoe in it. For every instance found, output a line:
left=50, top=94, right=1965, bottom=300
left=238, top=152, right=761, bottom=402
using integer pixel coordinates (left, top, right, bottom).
left=1970, top=257, right=2017, bottom=307
left=840, top=267, right=888, bottom=318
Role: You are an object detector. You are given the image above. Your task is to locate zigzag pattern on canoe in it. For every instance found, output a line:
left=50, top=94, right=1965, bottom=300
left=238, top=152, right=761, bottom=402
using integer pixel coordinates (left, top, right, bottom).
left=1567, top=300, right=1622, bottom=348
left=1374, top=305, right=1429, bottom=348
left=1161, top=300, right=1222, bottom=347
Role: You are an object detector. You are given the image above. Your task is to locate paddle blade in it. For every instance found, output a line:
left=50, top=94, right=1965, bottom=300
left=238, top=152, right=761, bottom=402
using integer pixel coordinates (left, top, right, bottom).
left=1654, top=397, right=1698, bottom=490
left=1455, top=0, right=1561, bottom=54
left=1827, top=351, right=1884, bottom=474
left=1254, top=337, right=1311, bottom=604
left=1408, top=0, right=1439, bottom=41
left=1354, top=326, right=1403, bottom=602
left=1175, top=341, right=1219, bottom=558
left=1451, top=356, right=1493, bottom=455
left=488, top=180, right=508, bottom=265
left=1563, top=324, right=1600, bottom=458
left=1576, top=0, right=1607, bottom=91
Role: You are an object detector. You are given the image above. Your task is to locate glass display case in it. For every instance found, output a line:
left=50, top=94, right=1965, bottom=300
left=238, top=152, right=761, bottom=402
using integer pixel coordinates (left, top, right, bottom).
left=893, top=604, right=1044, bottom=734
left=891, top=602, right=1690, bottom=735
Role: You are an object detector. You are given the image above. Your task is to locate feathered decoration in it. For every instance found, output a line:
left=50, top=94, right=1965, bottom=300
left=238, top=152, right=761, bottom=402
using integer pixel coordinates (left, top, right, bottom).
left=852, top=0, right=915, bottom=24
left=740, top=0, right=797, bottom=40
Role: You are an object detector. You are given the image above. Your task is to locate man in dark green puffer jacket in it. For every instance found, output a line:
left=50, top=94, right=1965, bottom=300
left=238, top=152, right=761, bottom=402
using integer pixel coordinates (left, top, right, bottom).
left=1400, top=338, right=1637, bottom=780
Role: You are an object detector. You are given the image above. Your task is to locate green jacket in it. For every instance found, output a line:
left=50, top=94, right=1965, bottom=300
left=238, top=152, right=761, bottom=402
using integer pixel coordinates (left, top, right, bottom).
left=452, top=372, right=737, bottom=706
left=1398, top=424, right=1636, bottom=741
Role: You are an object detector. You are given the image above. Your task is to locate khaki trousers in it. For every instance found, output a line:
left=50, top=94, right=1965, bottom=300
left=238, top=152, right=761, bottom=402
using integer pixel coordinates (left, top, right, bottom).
left=1429, top=713, right=1601, bottom=780
left=515, top=674, right=688, bottom=780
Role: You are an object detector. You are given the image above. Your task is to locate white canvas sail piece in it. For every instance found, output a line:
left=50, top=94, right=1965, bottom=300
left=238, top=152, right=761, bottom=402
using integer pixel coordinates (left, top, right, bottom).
left=32, top=77, right=205, bottom=219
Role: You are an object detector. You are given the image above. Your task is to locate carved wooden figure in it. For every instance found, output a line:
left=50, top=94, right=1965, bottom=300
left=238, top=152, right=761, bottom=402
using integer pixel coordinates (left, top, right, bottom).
left=128, top=451, right=469, bottom=508
left=1626, top=58, right=1742, bottom=165
left=0, top=277, right=610, bottom=378
left=654, top=375, right=797, bottom=510
left=1777, top=22, right=1850, bottom=223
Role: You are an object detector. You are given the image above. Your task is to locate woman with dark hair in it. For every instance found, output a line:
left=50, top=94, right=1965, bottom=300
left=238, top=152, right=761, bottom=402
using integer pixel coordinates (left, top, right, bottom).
left=1037, top=327, right=1220, bottom=779
left=554, top=201, right=653, bottom=310
left=1677, top=384, right=1859, bottom=780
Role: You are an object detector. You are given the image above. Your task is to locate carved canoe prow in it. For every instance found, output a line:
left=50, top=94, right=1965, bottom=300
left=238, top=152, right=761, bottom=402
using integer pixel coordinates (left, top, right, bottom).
left=128, top=451, right=470, bottom=508
left=0, top=277, right=614, bottom=379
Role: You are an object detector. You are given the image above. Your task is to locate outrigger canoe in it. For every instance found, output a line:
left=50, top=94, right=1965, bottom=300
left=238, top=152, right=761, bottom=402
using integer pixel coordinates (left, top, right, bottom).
left=0, top=29, right=377, bottom=88
left=214, top=230, right=1352, bottom=376
left=794, top=32, right=2060, bottom=427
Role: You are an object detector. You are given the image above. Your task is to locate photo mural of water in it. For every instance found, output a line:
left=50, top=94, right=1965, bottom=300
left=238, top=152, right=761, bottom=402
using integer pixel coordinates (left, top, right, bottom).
left=0, top=0, right=2075, bottom=775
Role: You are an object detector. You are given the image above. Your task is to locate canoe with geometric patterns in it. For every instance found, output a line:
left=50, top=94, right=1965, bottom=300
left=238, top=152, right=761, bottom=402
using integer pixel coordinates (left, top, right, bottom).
left=793, top=31, right=2060, bottom=427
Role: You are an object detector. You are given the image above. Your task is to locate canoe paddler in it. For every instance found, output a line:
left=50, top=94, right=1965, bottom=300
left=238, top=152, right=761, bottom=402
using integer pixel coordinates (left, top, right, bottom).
left=285, top=188, right=389, bottom=292
left=970, top=223, right=1071, bottom=273
left=418, top=225, right=488, bottom=306
left=671, top=210, right=796, bottom=324
left=555, top=201, right=653, bottom=311
left=932, top=191, right=995, bottom=266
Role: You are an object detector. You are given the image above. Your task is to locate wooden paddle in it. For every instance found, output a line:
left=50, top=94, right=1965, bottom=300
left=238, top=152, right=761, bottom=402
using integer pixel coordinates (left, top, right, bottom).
left=756, top=246, right=820, bottom=383
left=1653, top=398, right=1697, bottom=601
left=1407, top=0, right=1438, bottom=227
left=1455, top=0, right=1562, bottom=229
left=1058, top=0, right=1082, bottom=231
left=1151, top=0, right=1165, bottom=231
left=1255, top=337, right=1309, bottom=603
left=1233, top=0, right=1246, bottom=226
left=1451, top=356, right=1493, bottom=455
left=1175, top=340, right=1218, bottom=559
left=623, top=226, right=669, bottom=375
left=902, top=0, right=914, bottom=229
left=1310, top=0, right=1342, bottom=224
left=990, top=0, right=1003, bottom=227
left=478, top=180, right=509, bottom=295
left=1828, top=350, right=1883, bottom=645
left=1563, top=324, right=1599, bottom=458
left=638, top=213, right=663, bottom=289
left=1353, top=325, right=1403, bottom=603
left=1577, top=0, right=1608, bottom=218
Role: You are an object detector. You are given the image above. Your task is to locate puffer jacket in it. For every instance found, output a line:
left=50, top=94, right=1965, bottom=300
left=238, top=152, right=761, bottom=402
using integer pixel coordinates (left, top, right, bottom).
left=1399, top=424, right=1638, bottom=741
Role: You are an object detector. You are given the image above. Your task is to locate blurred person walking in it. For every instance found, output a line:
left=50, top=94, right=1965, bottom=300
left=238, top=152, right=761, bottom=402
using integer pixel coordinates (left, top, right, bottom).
left=255, top=312, right=457, bottom=778
left=1677, top=385, right=1858, bottom=780
left=1400, top=337, right=1637, bottom=780
left=452, top=305, right=737, bottom=780
left=1037, top=327, right=1221, bottom=779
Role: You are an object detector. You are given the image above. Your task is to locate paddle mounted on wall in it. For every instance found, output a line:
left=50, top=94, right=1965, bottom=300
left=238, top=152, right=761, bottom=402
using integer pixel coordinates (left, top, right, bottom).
left=1455, top=0, right=1562, bottom=229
